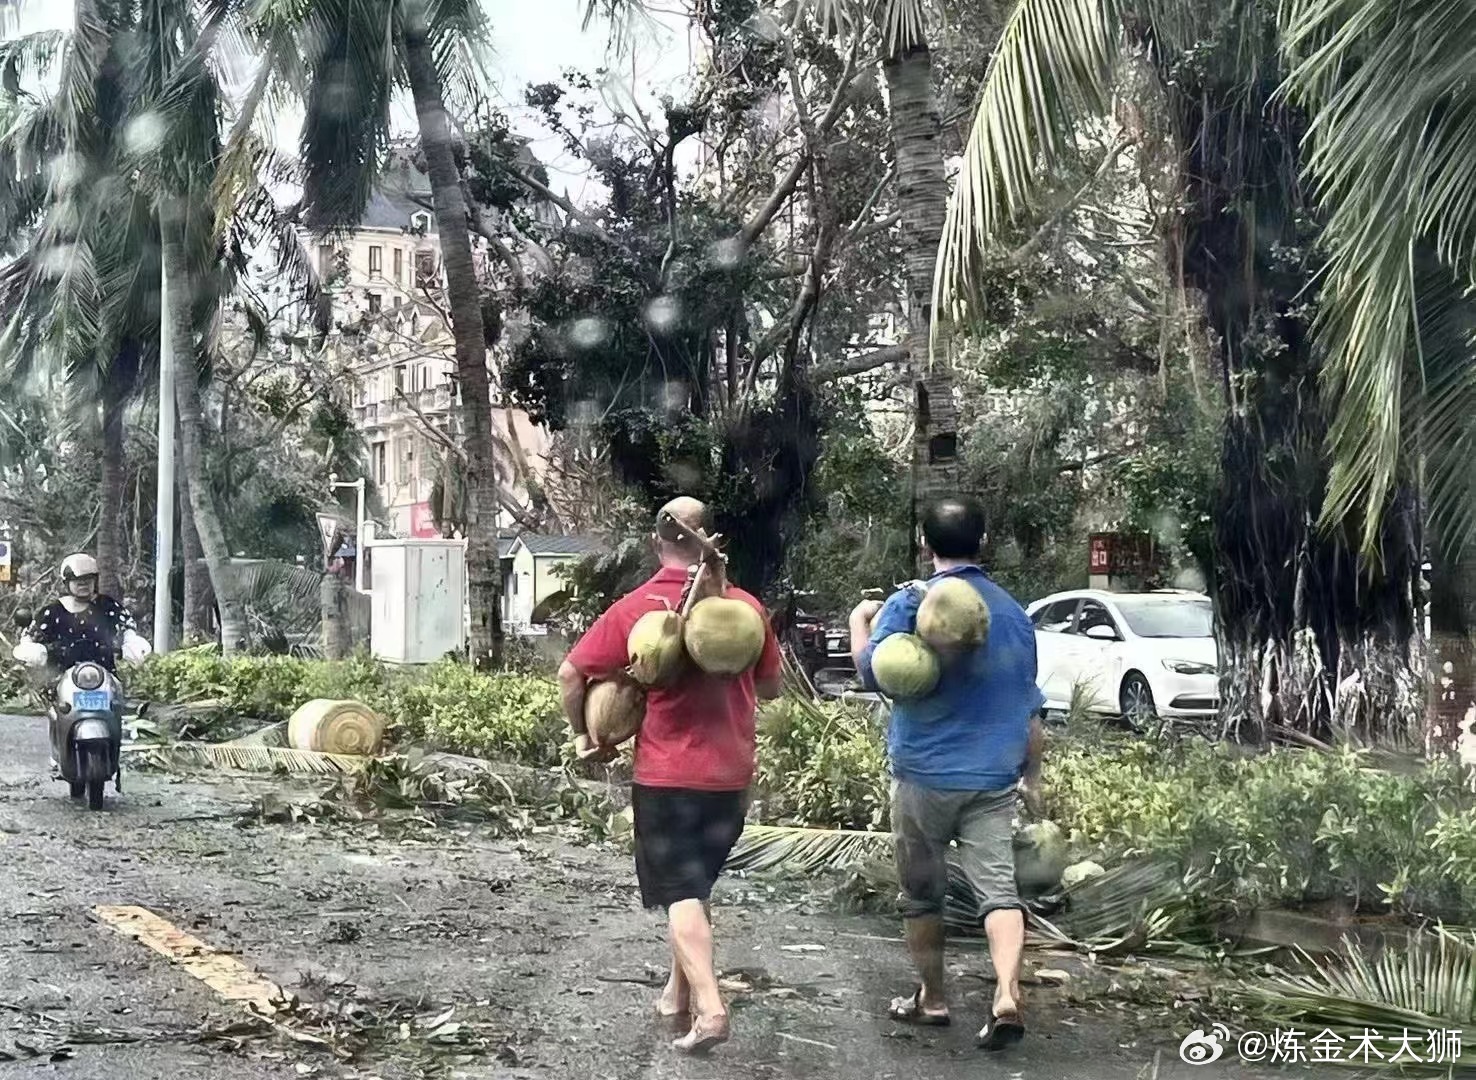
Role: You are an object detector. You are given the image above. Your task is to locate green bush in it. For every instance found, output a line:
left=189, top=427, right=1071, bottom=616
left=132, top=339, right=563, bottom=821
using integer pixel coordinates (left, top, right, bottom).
left=755, top=696, right=890, bottom=830
left=380, top=661, right=564, bottom=765
left=1044, top=731, right=1476, bottom=919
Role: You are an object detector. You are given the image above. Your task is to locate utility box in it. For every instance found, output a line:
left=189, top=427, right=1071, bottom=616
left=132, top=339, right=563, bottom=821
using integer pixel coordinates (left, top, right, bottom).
left=368, top=538, right=467, bottom=664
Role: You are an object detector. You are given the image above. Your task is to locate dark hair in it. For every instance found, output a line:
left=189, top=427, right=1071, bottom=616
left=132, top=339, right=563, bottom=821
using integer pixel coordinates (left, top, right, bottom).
left=921, top=497, right=986, bottom=559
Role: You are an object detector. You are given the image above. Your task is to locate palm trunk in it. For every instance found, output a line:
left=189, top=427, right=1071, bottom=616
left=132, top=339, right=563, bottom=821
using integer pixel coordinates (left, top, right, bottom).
left=882, top=43, right=958, bottom=571
left=178, top=433, right=214, bottom=644
left=98, top=387, right=127, bottom=600
left=161, top=215, right=247, bottom=655
left=402, top=3, right=503, bottom=668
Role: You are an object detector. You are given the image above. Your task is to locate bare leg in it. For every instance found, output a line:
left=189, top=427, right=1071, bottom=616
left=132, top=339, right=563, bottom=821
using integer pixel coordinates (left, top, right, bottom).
left=984, top=907, right=1025, bottom=1017
left=904, top=914, right=949, bottom=1013
left=657, top=934, right=690, bottom=1017
left=668, top=898, right=729, bottom=1053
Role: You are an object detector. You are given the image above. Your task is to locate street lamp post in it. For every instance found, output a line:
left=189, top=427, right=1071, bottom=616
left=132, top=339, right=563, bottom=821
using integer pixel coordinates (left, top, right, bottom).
left=330, top=477, right=368, bottom=593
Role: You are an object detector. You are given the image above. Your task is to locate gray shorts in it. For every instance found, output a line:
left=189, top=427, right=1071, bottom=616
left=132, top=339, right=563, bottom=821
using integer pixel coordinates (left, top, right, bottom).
left=891, top=779, right=1022, bottom=920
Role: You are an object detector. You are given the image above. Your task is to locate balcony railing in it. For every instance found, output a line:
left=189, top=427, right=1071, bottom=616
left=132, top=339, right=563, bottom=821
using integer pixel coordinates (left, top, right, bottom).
left=354, top=386, right=457, bottom=425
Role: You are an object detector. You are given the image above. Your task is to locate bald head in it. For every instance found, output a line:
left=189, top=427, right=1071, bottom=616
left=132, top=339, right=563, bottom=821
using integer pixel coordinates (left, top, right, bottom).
left=655, top=496, right=711, bottom=565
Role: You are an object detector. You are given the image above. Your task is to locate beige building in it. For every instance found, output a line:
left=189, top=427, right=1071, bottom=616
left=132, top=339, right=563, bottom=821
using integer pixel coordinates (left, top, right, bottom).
left=316, top=149, right=555, bottom=537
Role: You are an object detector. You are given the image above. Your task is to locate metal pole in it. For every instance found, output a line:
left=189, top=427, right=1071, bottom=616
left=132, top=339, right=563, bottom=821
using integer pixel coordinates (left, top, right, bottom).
left=152, top=259, right=176, bottom=654
left=354, top=479, right=366, bottom=594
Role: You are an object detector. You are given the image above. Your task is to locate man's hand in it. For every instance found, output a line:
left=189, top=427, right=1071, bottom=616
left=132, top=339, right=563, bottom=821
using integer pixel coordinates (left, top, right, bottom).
left=850, top=599, right=884, bottom=628
left=573, top=733, right=619, bottom=764
left=1018, top=779, right=1045, bottom=819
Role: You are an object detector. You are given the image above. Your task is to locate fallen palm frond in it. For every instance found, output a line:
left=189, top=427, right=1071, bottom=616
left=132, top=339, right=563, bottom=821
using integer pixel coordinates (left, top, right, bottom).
left=128, top=742, right=371, bottom=776
left=1240, top=927, right=1476, bottom=1071
left=1030, top=859, right=1221, bottom=957
left=726, top=824, right=894, bottom=875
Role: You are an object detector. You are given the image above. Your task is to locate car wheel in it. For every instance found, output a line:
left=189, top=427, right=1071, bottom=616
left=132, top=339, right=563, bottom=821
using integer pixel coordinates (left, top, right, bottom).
left=1120, top=673, right=1157, bottom=730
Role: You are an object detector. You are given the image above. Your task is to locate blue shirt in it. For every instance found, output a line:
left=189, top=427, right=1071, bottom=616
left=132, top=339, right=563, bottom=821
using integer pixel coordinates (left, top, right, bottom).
left=857, top=566, right=1043, bottom=791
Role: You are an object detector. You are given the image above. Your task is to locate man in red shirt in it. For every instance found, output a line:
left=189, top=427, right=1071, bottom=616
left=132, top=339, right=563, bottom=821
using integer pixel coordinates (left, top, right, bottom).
left=559, top=496, right=782, bottom=1054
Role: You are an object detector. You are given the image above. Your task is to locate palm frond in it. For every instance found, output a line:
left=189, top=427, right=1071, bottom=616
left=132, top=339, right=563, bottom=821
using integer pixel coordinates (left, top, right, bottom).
left=128, top=742, right=371, bottom=775
left=726, top=823, right=894, bottom=875
left=1243, top=926, right=1476, bottom=1069
left=935, top=0, right=1124, bottom=329
left=1278, top=0, right=1476, bottom=556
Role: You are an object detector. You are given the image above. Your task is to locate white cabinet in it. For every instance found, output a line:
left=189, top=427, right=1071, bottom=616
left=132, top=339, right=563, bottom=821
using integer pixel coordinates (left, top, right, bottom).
left=368, top=538, right=467, bottom=663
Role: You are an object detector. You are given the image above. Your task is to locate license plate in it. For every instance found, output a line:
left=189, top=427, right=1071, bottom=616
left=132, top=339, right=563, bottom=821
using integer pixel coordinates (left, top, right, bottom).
left=73, top=691, right=110, bottom=712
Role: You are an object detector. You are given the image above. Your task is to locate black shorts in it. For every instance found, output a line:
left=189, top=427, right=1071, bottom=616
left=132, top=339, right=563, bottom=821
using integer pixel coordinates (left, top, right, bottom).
left=631, top=784, right=747, bottom=910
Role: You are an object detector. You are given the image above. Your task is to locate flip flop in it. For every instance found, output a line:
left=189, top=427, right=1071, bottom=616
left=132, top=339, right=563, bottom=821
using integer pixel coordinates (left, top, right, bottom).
left=976, top=1009, right=1026, bottom=1050
left=888, top=988, right=951, bottom=1026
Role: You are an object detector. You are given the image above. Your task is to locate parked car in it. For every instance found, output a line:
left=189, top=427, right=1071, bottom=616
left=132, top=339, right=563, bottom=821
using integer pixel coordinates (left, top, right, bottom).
left=1025, top=589, right=1217, bottom=725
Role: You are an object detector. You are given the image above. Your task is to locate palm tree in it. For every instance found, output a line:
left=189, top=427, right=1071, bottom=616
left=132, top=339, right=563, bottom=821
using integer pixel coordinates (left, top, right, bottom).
left=933, top=0, right=1428, bottom=742
left=1, top=0, right=318, bottom=654
left=241, top=0, right=505, bottom=665
left=0, top=5, right=158, bottom=600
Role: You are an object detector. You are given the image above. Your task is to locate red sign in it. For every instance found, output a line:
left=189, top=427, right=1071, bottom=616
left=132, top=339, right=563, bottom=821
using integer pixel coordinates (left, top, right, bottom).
left=1089, top=535, right=1110, bottom=574
left=411, top=502, right=440, bottom=538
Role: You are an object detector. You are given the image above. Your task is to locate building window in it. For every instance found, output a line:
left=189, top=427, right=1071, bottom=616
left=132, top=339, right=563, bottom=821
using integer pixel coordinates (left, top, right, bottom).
left=373, top=442, right=387, bottom=485
left=393, top=295, right=404, bottom=309
left=393, top=248, right=403, bottom=283
left=415, top=251, right=436, bottom=288
left=366, top=292, right=381, bottom=314
left=369, top=245, right=383, bottom=277
left=317, top=244, right=335, bottom=279
left=394, top=364, right=407, bottom=393
left=396, top=439, right=413, bottom=484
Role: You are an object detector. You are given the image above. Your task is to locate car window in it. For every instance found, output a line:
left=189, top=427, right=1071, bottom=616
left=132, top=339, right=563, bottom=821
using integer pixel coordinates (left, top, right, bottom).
left=1032, top=599, right=1078, bottom=633
left=1115, top=598, right=1213, bottom=638
left=1075, top=601, right=1120, bottom=638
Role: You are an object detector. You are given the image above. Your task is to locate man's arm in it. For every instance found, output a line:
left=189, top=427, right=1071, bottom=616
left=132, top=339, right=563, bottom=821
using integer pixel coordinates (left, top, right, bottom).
left=562, top=610, right=626, bottom=759
left=558, top=659, right=589, bottom=737
left=1019, top=713, right=1046, bottom=816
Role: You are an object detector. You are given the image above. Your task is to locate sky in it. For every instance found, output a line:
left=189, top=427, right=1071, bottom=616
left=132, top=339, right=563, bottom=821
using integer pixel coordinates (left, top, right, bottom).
left=8, top=1, right=697, bottom=204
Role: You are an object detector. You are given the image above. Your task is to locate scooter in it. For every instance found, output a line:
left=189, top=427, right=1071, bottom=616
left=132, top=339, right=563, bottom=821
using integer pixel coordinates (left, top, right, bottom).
left=9, top=610, right=125, bottom=810
left=50, top=659, right=125, bottom=810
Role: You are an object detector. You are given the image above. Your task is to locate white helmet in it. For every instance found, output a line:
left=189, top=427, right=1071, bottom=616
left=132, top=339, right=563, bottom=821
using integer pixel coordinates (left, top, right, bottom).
left=60, top=553, right=99, bottom=583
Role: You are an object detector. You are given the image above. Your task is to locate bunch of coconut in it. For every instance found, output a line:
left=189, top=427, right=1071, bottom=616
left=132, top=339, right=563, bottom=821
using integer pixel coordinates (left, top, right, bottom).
left=869, top=578, right=992, bottom=701
left=583, top=592, right=768, bottom=749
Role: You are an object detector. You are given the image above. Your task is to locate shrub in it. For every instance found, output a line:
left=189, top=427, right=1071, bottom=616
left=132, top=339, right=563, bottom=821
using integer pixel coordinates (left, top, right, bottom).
left=379, top=661, right=564, bottom=764
left=755, top=696, right=890, bottom=830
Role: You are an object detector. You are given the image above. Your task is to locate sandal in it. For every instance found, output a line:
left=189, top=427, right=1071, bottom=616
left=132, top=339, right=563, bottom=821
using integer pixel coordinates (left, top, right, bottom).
left=888, top=988, right=951, bottom=1027
left=976, top=1009, right=1025, bottom=1050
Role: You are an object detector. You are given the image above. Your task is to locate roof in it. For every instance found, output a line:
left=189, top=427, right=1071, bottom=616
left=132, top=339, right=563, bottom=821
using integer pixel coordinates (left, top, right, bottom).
left=510, top=534, right=604, bottom=558
left=359, top=190, right=433, bottom=232
left=497, top=534, right=519, bottom=560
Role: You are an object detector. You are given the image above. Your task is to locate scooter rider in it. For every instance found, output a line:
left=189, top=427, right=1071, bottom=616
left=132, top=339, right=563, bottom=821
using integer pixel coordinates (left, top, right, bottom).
left=12, top=554, right=152, bottom=673
left=13, top=555, right=151, bottom=775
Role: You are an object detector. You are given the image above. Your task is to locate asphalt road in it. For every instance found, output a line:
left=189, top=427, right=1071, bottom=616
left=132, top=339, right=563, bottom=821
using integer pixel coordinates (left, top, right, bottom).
left=0, top=713, right=1339, bottom=1079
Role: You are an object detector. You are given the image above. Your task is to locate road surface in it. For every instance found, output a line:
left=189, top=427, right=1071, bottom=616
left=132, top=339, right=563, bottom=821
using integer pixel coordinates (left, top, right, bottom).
left=0, top=713, right=1332, bottom=1079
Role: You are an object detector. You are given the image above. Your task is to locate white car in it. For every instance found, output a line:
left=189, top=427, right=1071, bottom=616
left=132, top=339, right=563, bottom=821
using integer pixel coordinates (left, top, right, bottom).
left=1026, top=589, right=1218, bottom=724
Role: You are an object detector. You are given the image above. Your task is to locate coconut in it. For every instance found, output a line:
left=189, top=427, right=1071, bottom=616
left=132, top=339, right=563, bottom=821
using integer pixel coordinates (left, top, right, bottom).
left=870, top=634, right=941, bottom=699
left=916, top=577, right=991, bottom=655
left=584, top=679, right=645, bottom=748
left=627, top=609, right=687, bottom=686
left=1061, top=859, right=1106, bottom=890
left=683, top=595, right=766, bottom=676
left=1014, top=820, right=1069, bottom=893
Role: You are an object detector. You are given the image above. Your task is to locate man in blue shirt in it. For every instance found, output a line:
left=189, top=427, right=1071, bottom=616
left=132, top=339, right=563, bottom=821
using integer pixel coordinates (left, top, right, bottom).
left=850, top=497, right=1044, bottom=1051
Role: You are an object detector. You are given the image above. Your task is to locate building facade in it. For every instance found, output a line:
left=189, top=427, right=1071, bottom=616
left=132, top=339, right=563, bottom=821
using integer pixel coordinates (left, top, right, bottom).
left=316, top=146, right=554, bottom=538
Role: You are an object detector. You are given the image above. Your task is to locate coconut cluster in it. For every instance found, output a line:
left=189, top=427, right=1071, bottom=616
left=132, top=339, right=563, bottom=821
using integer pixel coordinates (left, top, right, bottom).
left=869, top=578, right=992, bottom=700
left=583, top=592, right=768, bottom=749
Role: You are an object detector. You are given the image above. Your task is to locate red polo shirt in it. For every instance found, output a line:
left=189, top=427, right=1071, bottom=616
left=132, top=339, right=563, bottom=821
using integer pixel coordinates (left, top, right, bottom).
left=567, top=567, right=781, bottom=791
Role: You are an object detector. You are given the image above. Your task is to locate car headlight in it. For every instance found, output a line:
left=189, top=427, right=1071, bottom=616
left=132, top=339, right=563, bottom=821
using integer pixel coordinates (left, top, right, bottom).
left=73, top=663, right=105, bottom=690
left=1163, top=659, right=1215, bottom=676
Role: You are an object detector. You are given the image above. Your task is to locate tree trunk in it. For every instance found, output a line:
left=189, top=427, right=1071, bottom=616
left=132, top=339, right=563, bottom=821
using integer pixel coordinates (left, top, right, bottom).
left=882, top=44, right=958, bottom=571
left=1161, top=69, right=1422, bottom=745
left=320, top=572, right=351, bottom=660
left=161, top=215, right=248, bottom=656
left=178, top=434, right=214, bottom=644
left=402, top=3, right=503, bottom=668
left=98, top=388, right=127, bottom=601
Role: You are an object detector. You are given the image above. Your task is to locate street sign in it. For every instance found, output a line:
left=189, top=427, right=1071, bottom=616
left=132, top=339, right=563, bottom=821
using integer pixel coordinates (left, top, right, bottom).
left=0, top=538, right=11, bottom=584
left=316, top=513, right=344, bottom=558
